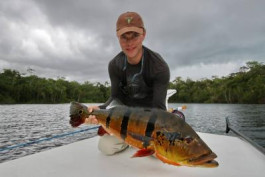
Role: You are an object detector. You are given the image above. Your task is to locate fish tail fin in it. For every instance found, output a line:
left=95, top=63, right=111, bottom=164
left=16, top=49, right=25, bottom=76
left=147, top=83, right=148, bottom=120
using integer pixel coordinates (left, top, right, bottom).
left=70, top=101, right=86, bottom=115
left=69, top=102, right=89, bottom=127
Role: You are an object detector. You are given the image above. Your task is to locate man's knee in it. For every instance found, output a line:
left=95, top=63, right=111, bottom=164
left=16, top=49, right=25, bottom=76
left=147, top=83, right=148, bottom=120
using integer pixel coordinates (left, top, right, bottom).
left=98, top=135, right=129, bottom=155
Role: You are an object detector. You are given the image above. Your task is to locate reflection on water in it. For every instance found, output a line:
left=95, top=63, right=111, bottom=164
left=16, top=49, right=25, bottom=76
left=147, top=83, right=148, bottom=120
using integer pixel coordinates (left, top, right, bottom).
left=0, top=103, right=264, bottom=163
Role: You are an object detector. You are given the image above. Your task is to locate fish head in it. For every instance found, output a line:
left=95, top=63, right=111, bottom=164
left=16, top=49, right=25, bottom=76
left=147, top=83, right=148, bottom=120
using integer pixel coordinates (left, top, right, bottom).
left=154, top=131, right=218, bottom=167
left=69, top=102, right=89, bottom=127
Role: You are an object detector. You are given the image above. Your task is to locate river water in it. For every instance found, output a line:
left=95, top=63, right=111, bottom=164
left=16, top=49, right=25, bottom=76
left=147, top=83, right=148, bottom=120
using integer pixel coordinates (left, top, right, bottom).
left=0, top=103, right=264, bottom=163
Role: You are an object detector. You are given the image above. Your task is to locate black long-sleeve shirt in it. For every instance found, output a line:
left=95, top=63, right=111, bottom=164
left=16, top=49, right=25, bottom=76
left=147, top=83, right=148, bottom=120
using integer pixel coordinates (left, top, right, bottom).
left=100, top=46, right=170, bottom=110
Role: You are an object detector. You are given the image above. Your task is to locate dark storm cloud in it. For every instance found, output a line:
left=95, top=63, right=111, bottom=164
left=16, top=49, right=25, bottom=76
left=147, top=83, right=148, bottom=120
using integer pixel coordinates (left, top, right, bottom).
left=1, top=0, right=265, bottom=82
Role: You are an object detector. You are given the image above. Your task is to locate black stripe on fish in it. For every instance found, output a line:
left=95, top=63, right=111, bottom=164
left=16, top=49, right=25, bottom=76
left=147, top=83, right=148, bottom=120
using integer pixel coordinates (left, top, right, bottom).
left=142, top=112, right=157, bottom=147
left=145, top=112, right=157, bottom=138
left=120, top=109, right=131, bottom=140
left=106, top=108, right=114, bottom=128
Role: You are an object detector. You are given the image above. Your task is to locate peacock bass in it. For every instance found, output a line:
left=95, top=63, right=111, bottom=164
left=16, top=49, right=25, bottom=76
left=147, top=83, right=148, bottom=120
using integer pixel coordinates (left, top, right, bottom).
left=69, top=102, right=218, bottom=168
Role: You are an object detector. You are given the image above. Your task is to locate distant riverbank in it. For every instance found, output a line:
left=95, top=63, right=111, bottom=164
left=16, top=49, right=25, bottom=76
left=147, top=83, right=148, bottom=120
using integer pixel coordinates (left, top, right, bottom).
left=1, top=61, right=265, bottom=104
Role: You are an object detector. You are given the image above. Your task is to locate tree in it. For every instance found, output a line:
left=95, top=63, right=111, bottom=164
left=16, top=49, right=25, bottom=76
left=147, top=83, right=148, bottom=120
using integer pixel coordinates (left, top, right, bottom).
left=0, top=60, right=264, bottom=104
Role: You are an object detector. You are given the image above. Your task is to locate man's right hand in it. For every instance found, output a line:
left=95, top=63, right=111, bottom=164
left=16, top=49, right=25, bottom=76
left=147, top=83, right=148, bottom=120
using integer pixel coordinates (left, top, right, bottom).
left=85, top=106, right=99, bottom=124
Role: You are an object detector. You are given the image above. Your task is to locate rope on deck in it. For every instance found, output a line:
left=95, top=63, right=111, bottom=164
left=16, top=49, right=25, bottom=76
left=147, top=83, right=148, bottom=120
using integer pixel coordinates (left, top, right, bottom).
left=0, top=126, right=100, bottom=152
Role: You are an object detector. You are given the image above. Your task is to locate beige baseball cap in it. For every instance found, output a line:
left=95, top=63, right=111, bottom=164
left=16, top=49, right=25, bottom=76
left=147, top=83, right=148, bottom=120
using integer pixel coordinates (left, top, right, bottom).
left=116, top=12, right=145, bottom=37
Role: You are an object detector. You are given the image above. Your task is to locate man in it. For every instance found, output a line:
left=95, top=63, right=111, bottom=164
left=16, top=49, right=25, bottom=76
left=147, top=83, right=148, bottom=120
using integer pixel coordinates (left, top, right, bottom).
left=86, top=12, right=170, bottom=155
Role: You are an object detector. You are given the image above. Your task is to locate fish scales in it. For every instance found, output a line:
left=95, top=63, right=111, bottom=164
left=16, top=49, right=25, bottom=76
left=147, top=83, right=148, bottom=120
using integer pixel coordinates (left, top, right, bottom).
left=69, top=102, right=219, bottom=168
left=96, top=106, right=155, bottom=149
left=126, top=108, right=156, bottom=148
left=123, top=108, right=209, bottom=157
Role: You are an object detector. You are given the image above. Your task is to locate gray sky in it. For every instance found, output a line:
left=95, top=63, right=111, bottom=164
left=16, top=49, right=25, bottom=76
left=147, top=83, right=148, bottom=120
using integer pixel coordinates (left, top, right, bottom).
left=1, top=0, right=265, bottom=83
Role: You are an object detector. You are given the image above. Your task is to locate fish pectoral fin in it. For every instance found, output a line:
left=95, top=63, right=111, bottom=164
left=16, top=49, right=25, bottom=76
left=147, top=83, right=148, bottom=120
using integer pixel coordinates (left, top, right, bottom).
left=97, top=126, right=110, bottom=136
left=128, top=132, right=152, bottom=145
left=131, top=149, right=155, bottom=158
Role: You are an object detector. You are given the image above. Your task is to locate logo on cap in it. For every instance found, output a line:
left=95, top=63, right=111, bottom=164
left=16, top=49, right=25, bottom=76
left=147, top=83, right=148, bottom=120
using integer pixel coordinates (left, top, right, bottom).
left=126, top=17, right=133, bottom=24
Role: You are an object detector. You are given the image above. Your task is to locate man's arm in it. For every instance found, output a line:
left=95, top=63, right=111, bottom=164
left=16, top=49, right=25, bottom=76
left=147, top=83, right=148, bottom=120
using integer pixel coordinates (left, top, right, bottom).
left=152, top=68, right=170, bottom=110
left=99, top=61, right=120, bottom=109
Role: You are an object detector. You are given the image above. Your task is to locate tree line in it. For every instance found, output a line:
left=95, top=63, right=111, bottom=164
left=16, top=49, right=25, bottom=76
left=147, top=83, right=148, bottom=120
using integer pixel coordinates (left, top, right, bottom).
left=0, top=61, right=264, bottom=104
left=169, top=61, right=265, bottom=104
left=0, top=70, right=110, bottom=104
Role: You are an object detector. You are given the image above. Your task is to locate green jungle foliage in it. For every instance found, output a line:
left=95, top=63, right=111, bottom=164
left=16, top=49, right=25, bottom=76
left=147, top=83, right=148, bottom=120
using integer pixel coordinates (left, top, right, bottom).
left=0, top=70, right=110, bottom=104
left=169, top=61, right=265, bottom=104
left=0, top=61, right=264, bottom=104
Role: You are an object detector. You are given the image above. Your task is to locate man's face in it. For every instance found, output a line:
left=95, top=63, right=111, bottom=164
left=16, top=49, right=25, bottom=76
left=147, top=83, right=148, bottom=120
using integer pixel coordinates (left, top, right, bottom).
left=118, top=31, right=145, bottom=61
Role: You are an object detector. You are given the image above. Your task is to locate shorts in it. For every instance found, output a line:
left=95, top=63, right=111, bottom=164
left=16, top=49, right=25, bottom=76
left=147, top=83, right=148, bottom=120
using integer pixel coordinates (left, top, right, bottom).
left=98, top=134, right=129, bottom=155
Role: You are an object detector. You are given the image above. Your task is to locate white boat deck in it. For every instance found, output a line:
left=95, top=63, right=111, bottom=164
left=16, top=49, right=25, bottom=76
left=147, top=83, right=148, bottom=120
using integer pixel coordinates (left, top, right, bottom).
left=0, top=132, right=264, bottom=177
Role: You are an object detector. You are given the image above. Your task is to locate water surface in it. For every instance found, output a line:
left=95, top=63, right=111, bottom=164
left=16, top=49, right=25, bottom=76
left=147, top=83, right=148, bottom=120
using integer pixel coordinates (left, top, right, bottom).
left=0, top=103, right=264, bottom=163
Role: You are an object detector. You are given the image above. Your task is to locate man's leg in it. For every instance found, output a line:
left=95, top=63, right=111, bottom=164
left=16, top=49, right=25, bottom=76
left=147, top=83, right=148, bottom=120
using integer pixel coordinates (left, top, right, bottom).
left=98, top=134, right=129, bottom=155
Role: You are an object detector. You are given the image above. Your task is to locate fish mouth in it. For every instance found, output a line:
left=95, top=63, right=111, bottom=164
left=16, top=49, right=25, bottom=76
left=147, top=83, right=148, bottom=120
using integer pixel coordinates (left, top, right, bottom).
left=188, top=152, right=219, bottom=167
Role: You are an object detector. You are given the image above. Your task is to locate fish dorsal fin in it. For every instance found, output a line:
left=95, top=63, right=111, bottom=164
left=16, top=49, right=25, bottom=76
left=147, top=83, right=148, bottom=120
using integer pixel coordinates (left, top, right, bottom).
left=106, top=99, right=124, bottom=109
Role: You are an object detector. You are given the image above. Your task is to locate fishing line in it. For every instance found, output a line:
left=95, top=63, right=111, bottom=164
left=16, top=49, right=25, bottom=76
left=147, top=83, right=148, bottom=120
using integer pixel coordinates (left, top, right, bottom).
left=0, top=126, right=100, bottom=152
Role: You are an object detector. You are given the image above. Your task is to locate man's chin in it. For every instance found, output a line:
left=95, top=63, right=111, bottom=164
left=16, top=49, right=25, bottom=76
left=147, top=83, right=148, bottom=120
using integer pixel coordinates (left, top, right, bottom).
left=128, top=48, right=139, bottom=56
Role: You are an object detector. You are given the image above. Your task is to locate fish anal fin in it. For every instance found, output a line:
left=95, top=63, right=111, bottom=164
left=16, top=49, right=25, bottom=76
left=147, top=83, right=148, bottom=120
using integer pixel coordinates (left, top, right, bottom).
left=156, top=153, right=181, bottom=166
left=97, top=126, right=110, bottom=136
left=132, top=149, right=155, bottom=158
